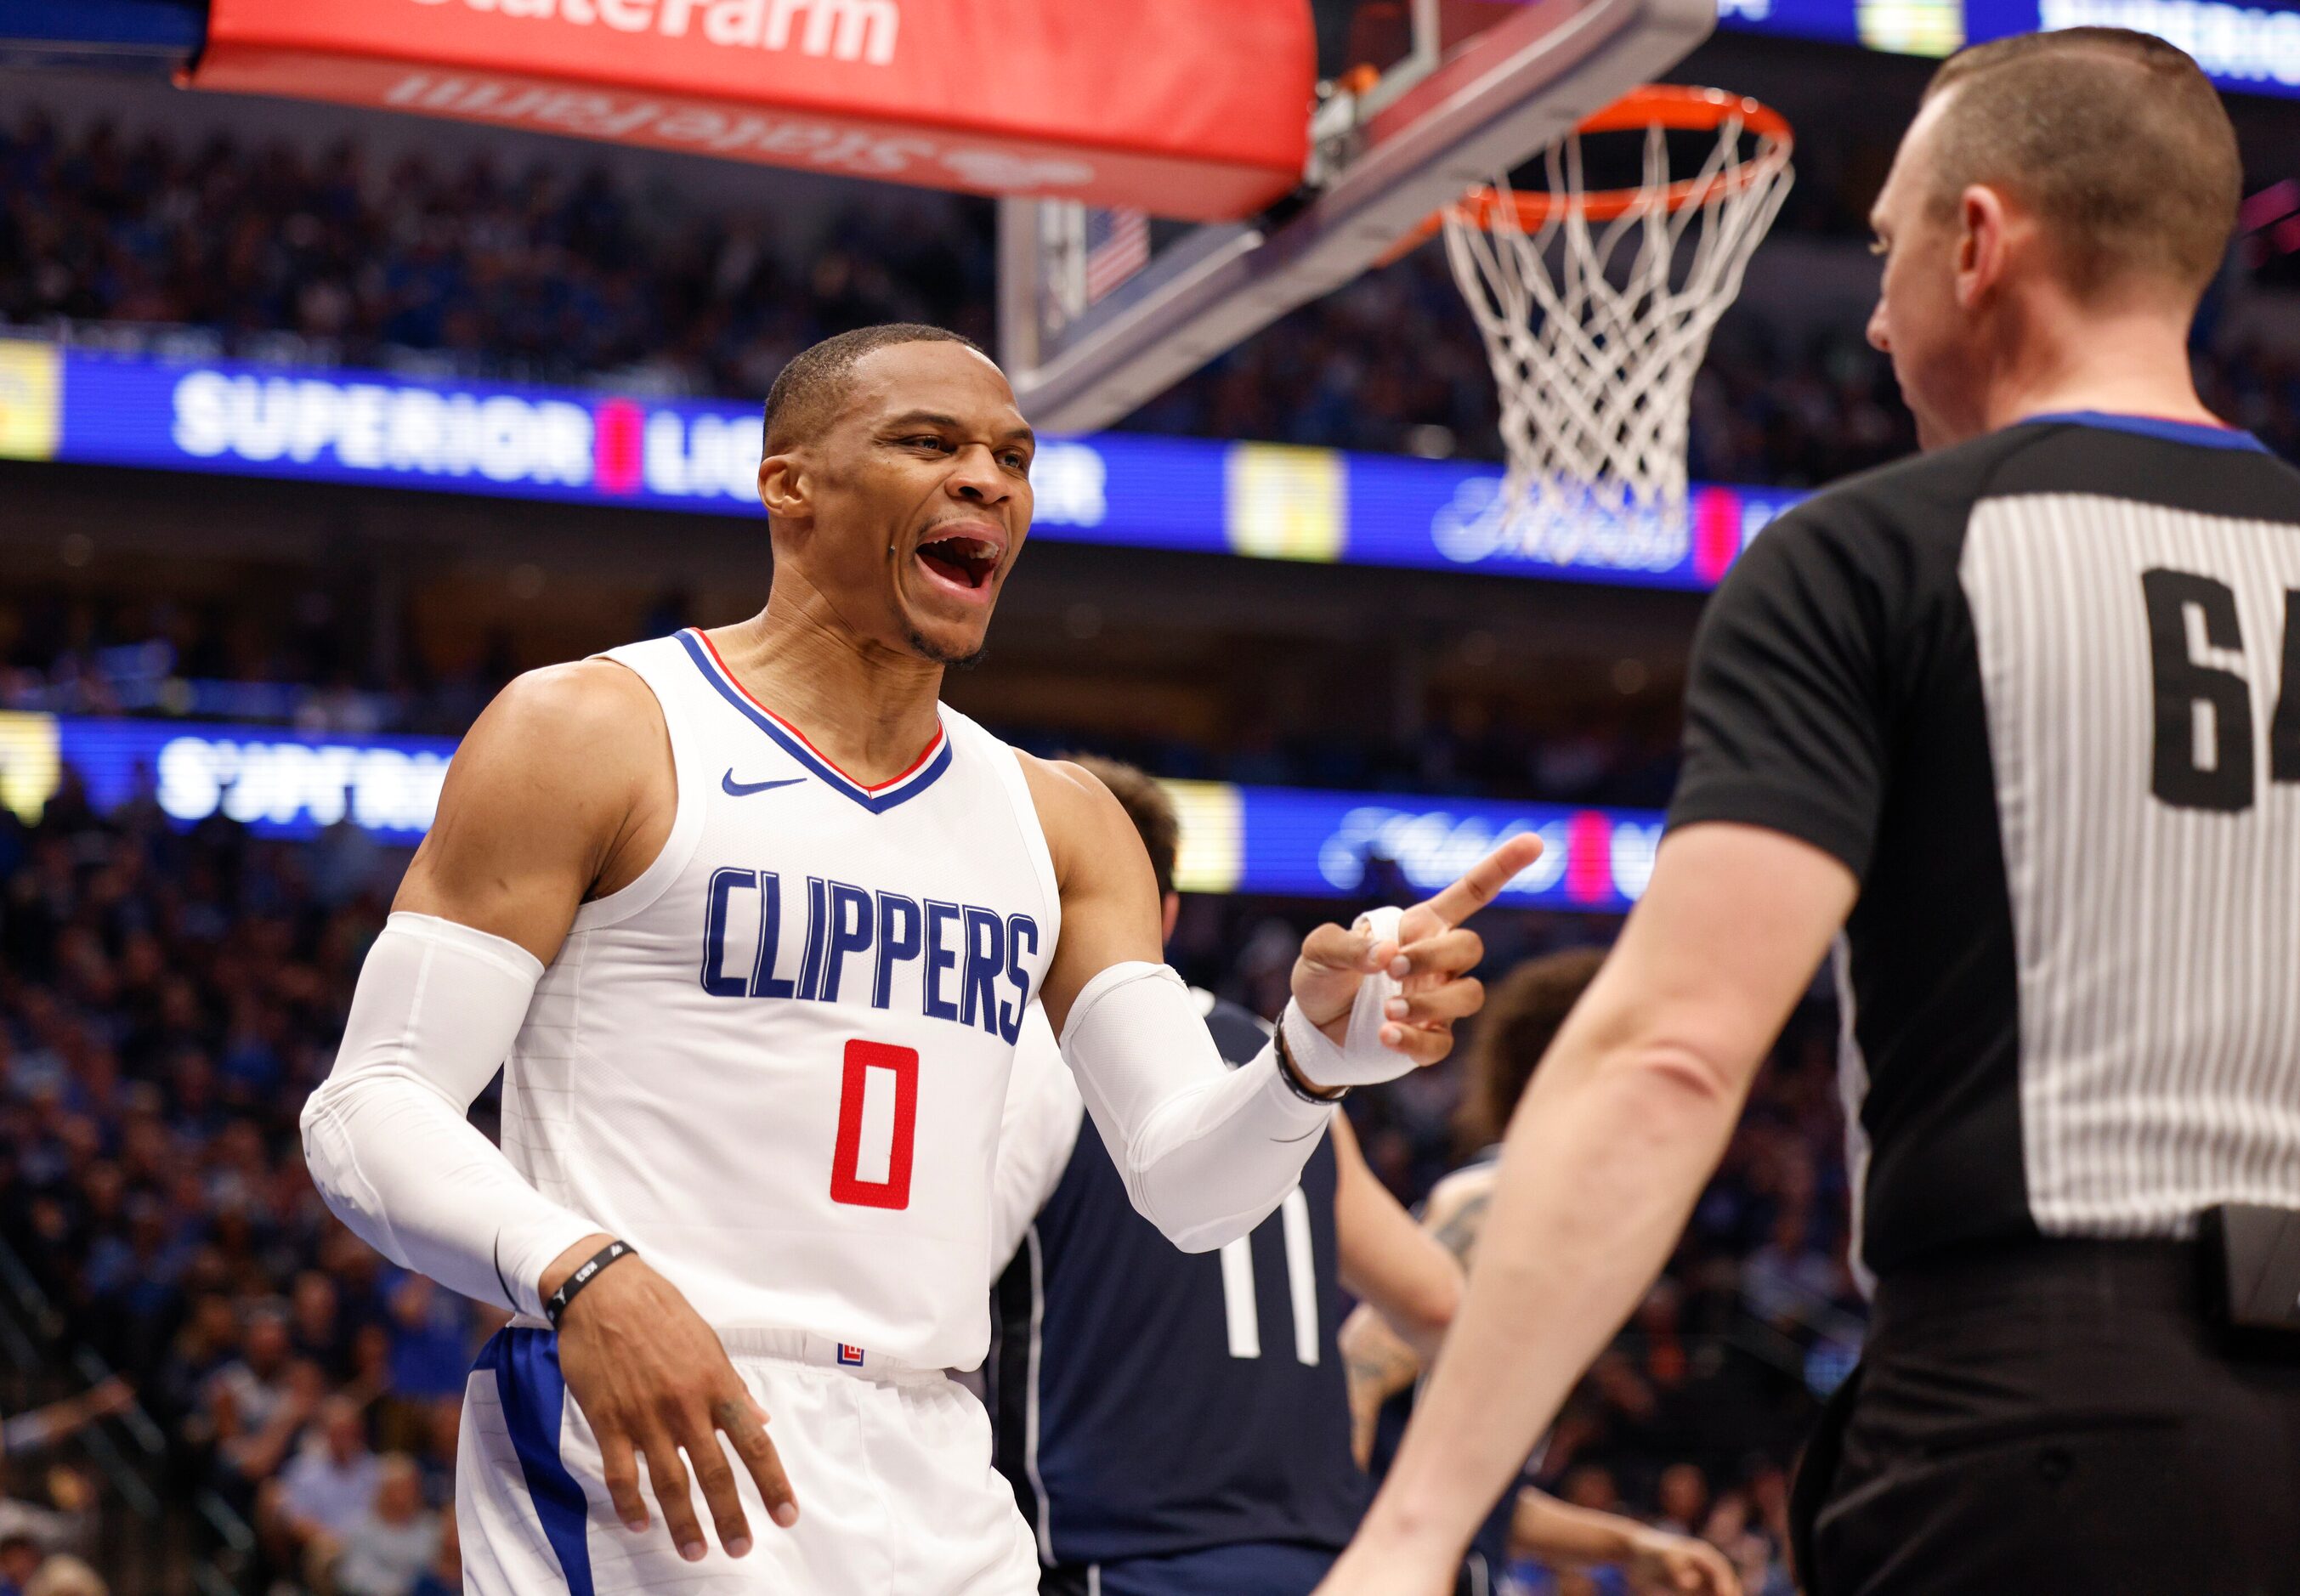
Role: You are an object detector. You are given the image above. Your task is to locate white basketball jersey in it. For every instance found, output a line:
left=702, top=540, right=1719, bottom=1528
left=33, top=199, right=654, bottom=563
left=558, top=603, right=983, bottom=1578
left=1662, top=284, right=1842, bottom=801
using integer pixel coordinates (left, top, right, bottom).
left=500, top=629, right=1060, bottom=1371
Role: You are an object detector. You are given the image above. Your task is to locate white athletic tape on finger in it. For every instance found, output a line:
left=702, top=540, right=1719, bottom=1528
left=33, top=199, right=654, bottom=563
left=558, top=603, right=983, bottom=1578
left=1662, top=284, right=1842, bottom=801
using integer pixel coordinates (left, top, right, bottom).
left=1280, top=905, right=1411, bottom=1089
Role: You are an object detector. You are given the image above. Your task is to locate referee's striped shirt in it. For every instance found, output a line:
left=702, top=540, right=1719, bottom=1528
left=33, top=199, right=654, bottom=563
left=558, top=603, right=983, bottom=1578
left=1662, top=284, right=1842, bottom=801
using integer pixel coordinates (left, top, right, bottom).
left=1668, top=411, right=2300, bottom=1279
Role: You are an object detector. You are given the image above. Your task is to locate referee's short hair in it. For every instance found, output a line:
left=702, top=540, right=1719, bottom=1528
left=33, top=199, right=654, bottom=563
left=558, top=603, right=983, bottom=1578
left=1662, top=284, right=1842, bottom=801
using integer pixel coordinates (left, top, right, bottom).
left=1455, top=947, right=1607, bottom=1152
left=1922, top=27, right=2239, bottom=299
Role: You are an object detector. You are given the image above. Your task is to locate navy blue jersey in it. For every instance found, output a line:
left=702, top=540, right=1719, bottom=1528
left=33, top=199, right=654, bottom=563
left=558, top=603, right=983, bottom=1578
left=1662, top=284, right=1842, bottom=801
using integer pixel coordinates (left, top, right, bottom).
left=986, top=997, right=1368, bottom=1565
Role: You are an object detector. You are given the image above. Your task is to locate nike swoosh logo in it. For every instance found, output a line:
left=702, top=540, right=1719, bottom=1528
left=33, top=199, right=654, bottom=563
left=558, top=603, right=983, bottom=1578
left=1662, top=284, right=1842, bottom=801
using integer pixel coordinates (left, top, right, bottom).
left=722, top=771, right=807, bottom=798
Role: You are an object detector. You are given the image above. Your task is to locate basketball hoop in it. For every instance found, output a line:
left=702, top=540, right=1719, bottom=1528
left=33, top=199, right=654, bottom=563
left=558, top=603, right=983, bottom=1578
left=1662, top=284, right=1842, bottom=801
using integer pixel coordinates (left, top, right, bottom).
left=1430, top=86, right=1793, bottom=564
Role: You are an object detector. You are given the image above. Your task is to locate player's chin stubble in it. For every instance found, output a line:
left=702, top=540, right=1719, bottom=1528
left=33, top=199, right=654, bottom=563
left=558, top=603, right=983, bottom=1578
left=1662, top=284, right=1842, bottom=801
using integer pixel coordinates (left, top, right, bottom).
left=907, top=628, right=989, bottom=671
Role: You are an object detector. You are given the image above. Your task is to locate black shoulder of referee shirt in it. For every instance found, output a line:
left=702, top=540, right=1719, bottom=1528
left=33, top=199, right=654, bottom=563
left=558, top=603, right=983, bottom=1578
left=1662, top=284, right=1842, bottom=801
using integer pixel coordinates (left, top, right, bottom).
left=1666, top=411, right=2300, bottom=1276
left=1668, top=412, right=2300, bottom=880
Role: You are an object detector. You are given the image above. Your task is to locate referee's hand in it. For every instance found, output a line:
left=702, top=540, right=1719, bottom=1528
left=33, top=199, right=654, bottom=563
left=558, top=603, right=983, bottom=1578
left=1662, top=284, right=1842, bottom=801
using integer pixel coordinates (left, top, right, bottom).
left=543, top=1237, right=797, bottom=1561
left=1291, top=834, right=1544, bottom=1066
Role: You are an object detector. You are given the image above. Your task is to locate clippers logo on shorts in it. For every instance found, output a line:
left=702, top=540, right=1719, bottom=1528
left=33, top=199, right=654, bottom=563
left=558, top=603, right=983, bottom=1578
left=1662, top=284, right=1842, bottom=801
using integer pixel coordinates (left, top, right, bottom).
left=836, top=1344, right=866, bottom=1367
left=700, top=869, right=1038, bottom=1043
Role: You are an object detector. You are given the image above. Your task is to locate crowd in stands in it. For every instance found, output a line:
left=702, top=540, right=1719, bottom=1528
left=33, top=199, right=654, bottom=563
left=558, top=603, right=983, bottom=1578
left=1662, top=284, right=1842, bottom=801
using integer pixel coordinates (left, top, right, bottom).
left=0, top=768, right=1854, bottom=1594
left=15, top=104, right=2300, bottom=489
left=20, top=104, right=2300, bottom=506
left=0, top=108, right=1930, bottom=481
left=0, top=781, right=470, bottom=1595
left=0, top=112, right=990, bottom=400
left=0, top=589, right=1689, bottom=811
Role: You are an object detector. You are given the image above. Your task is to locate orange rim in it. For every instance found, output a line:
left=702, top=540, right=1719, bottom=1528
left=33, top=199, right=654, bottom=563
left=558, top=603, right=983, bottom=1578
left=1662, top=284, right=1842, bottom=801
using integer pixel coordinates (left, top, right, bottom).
left=1388, top=86, right=1792, bottom=258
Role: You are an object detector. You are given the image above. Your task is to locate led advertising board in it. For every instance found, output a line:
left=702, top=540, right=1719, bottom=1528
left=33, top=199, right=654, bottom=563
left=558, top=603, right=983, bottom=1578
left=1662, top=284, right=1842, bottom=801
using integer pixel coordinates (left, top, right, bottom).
left=1718, top=0, right=2300, bottom=95
left=0, top=342, right=1801, bottom=591
left=0, top=713, right=1658, bottom=914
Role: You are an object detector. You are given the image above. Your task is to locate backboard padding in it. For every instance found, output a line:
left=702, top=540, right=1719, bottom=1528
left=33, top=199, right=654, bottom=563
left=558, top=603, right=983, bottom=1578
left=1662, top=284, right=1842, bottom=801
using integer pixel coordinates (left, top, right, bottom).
left=1000, top=0, right=1715, bottom=432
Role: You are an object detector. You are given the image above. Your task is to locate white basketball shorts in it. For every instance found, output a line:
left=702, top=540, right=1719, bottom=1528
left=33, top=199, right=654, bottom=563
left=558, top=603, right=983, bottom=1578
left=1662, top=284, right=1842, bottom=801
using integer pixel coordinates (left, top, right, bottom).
left=456, top=1325, right=1039, bottom=1595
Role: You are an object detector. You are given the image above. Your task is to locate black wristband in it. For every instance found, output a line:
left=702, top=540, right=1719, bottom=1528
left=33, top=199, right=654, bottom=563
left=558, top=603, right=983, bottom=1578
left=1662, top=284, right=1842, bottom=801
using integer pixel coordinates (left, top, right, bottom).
left=1276, top=1027, right=1350, bottom=1105
left=544, top=1240, right=637, bottom=1328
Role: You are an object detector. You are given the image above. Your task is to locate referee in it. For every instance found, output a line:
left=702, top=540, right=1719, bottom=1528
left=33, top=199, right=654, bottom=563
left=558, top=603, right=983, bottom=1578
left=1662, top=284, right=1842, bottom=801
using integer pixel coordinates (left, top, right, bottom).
left=1318, top=28, right=2300, bottom=1596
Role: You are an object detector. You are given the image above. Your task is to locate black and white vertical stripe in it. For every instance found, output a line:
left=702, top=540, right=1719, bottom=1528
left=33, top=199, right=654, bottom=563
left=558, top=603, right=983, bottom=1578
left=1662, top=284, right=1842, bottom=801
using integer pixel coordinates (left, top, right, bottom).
left=1831, top=935, right=1877, bottom=1288
left=1960, top=492, right=2300, bottom=1239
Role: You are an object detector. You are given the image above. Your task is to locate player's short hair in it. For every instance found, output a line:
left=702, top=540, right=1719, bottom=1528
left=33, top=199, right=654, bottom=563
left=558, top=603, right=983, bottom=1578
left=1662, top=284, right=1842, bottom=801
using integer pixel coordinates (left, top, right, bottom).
left=1063, top=755, right=1179, bottom=898
left=1455, top=946, right=1608, bottom=1152
left=1919, top=27, right=2239, bottom=299
left=760, top=323, right=987, bottom=456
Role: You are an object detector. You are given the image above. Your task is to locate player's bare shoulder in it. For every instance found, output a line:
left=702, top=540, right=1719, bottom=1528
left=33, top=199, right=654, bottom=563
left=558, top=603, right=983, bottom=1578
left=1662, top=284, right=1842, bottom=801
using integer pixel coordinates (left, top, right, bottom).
left=450, top=659, right=666, bottom=824
left=1011, top=750, right=1145, bottom=886
left=397, top=659, right=674, bottom=948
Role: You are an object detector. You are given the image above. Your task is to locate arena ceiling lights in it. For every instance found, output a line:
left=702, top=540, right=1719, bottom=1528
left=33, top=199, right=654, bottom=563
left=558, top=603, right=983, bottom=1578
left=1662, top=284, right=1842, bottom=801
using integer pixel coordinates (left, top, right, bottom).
left=189, top=0, right=1316, bottom=219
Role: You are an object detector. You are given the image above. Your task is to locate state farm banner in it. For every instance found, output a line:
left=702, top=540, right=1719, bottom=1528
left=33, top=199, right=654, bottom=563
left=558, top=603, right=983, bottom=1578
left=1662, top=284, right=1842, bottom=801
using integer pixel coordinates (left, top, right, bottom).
left=191, top=0, right=1313, bottom=219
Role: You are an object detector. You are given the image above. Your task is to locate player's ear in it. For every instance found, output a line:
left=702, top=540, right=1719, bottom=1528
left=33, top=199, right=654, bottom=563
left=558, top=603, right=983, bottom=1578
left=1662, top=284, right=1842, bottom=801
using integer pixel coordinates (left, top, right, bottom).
left=758, top=450, right=810, bottom=523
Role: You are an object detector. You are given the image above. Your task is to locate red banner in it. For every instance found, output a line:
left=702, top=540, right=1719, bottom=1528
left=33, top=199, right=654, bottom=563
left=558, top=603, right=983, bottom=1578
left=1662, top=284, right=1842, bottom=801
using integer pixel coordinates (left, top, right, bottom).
left=191, top=0, right=1313, bottom=221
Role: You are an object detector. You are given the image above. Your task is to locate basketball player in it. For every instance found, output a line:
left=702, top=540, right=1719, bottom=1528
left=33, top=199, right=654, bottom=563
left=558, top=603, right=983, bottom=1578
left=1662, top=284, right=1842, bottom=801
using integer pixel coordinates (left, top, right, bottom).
left=1318, top=30, right=2300, bottom=1596
left=1340, top=951, right=1739, bottom=1596
left=987, top=776, right=1730, bottom=1596
left=299, top=324, right=1538, bottom=1595
left=983, top=756, right=1464, bottom=1596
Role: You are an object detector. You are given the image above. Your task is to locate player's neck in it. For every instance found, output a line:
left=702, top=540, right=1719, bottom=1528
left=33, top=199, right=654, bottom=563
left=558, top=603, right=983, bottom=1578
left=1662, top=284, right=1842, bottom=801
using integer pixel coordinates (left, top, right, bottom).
left=1986, top=296, right=2218, bottom=435
left=704, top=585, right=947, bottom=787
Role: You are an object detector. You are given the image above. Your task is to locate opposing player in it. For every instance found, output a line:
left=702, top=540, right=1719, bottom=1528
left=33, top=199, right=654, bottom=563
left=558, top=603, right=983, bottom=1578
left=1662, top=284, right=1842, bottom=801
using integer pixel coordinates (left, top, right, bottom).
left=1339, top=950, right=1738, bottom=1596
left=983, top=756, right=1464, bottom=1596
left=300, top=323, right=1536, bottom=1595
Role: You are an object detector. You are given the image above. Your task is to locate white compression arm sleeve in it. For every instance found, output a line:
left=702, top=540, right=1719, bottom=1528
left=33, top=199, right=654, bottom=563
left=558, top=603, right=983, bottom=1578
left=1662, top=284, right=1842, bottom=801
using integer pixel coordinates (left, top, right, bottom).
left=300, top=912, right=604, bottom=1318
left=1057, top=963, right=1335, bottom=1254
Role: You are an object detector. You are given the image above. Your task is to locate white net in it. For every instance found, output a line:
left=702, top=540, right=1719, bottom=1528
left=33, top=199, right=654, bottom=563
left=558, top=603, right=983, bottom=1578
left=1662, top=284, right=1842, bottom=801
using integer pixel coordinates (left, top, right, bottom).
left=1441, top=101, right=1792, bottom=559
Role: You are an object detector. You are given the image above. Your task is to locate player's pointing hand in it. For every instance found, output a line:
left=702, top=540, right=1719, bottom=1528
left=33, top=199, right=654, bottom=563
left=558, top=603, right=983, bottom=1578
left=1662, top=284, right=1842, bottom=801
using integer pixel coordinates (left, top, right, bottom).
left=1290, top=833, right=1543, bottom=1070
left=543, top=1237, right=798, bottom=1562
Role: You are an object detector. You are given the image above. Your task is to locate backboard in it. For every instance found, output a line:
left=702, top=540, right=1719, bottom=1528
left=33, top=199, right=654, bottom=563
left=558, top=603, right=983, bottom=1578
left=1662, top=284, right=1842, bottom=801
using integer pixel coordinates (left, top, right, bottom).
left=999, top=0, right=1715, bottom=432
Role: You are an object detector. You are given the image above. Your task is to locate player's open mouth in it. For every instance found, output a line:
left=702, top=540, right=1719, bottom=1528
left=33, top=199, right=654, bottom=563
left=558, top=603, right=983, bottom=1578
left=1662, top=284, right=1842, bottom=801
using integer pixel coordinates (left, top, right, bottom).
left=913, top=529, right=1003, bottom=597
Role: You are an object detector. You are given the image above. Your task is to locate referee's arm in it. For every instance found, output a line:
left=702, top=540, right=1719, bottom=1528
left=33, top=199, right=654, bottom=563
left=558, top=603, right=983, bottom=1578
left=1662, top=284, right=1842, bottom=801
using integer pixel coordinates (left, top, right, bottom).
left=1317, top=514, right=1884, bottom=1594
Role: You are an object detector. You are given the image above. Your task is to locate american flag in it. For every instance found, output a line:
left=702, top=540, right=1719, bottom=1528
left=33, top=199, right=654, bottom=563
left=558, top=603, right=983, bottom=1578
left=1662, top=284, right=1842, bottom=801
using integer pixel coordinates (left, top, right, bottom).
left=1083, top=207, right=1151, bottom=304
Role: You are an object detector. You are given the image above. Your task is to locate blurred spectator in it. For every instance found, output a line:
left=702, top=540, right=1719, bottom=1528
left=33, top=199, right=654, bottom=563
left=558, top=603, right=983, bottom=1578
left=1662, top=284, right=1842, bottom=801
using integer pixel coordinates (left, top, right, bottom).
left=1653, top=1463, right=1708, bottom=1537
left=0, top=1532, right=40, bottom=1596
left=1559, top=1463, right=1622, bottom=1514
left=0, top=1469, right=93, bottom=1565
left=405, top=1399, right=462, bottom=1512
left=20, top=1557, right=104, bottom=1596
left=270, top=1397, right=382, bottom=1553
left=0, top=1381, right=132, bottom=1463
left=383, top=1276, right=470, bottom=1408
left=290, top=1271, right=349, bottom=1383
left=331, top=1455, right=439, bottom=1596
left=209, top=1316, right=326, bottom=1498
left=406, top=1505, right=461, bottom=1596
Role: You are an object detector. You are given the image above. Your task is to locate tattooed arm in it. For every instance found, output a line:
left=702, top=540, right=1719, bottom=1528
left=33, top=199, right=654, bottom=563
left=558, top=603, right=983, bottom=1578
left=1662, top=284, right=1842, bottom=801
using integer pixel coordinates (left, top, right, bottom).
left=1334, top=1116, right=1463, bottom=1361
left=1339, top=1167, right=1495, bottom=1467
